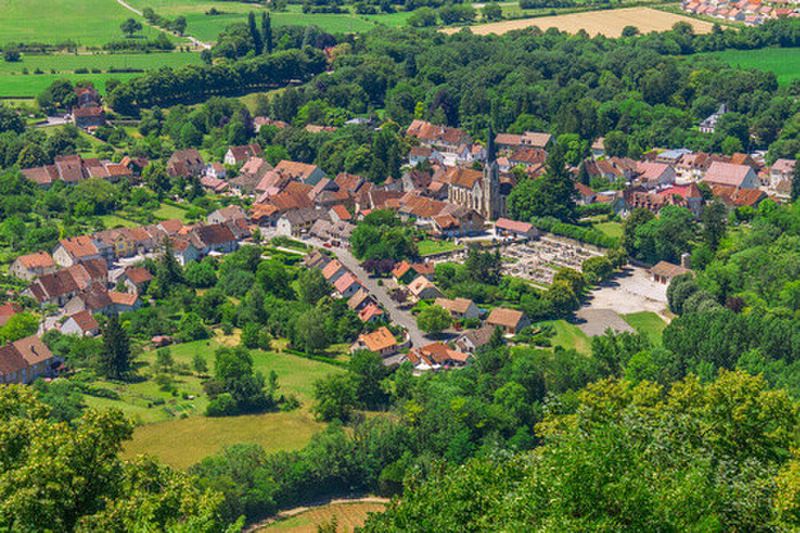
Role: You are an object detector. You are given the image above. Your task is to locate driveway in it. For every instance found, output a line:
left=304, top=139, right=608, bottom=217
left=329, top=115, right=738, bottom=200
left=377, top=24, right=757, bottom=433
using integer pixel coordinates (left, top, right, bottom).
left=315, top=242, right=428, bottom=348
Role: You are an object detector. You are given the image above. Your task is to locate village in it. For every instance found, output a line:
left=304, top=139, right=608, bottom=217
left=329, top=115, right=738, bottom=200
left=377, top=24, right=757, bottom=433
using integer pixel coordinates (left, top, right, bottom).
left=1, top=97, right=790, bottom=381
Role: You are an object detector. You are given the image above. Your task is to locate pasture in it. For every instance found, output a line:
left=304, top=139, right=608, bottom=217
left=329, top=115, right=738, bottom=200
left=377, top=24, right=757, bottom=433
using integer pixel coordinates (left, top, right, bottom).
left=0, top=52, right=202, bottom=98
left=0, top=0, right=169, bottom=46
left=443, top=7, right=715, bottom=37
left=697, top=47, right=800, bottom=86
left=83, top=338, right=343, bottom=469
left=124, top=0, right=401, bottom=41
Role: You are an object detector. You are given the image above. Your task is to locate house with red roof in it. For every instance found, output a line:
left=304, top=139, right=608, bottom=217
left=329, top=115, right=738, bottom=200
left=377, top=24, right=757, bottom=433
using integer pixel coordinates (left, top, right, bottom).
left=60, top=310, right=100, bottom=337
left=10, top=252, right=57, bottom=281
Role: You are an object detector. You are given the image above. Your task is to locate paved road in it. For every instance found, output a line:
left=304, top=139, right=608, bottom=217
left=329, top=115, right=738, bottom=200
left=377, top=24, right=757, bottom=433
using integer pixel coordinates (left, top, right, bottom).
left=314, top=241, right=428, bottom=349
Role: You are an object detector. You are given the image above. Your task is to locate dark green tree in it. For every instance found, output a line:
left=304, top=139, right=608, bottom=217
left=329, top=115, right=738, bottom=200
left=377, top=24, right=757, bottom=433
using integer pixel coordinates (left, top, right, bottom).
left=101, top=314, right=131, bottom=380
left=262, top=12, right=273, bottom=54
left=248, top=12, right=263, bottom=54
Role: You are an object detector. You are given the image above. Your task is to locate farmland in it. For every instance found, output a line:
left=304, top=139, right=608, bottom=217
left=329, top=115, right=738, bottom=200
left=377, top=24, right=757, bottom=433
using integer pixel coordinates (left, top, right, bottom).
left=82, top=338, right=344, bottom=469
left=0, top=0, right=170, bottom=47
left=443, top=7, right=715, bottom=37
left=124, top=1, right=409, bottom=41
left=697, top=47, right=800, bottom=86
left=0, top=52, right=202, bottom=98
left=260, top=500, right=388, bottom=532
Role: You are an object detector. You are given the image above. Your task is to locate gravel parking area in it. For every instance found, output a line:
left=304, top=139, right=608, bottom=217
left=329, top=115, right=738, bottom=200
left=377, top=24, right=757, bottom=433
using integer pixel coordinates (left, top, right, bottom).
left=575, top=308, right=635, bottom=337
left=584, top=266, right=669, bottom=318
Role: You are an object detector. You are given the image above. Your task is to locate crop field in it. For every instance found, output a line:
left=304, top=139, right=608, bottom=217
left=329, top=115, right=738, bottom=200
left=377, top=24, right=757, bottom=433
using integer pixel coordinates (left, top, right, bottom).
left=260, top=501, right=388, bottom=532
left=697, top=47, right=800, bottom=86
left=443, top=7, right=715, bottom=37
left=0, top=0, right=169, bottom=47
left=0, top=52, right=202, bottom=98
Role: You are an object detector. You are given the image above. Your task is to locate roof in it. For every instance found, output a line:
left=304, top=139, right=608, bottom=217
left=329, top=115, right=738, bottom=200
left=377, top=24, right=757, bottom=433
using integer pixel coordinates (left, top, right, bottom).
left=358, top=303, right=383, bottom=322
left=13, top=335, right=53, bottom=366
left=637, top=161, right=672, bottom=182
left=434, top=297, right=475, bottom=315
left=521, top=131, right=552, bottom=148
left=124, top=266, right=153, bottom=285
left=346, top=287, right=371, bottom=307
left=392, top=261, right=412, bottom=279
left=487, top=307, right=525, bottom=329
left=509, top=147, right=547, bottom=165
left=321, top=259, right=345, bottom=281
left=193, top=224, right=237, bottom=246
left=15, top=251, right=55, bottom=270
left=333, top=272, right=361, bottom=294
left=66, top=310, right=99, bottom=333
left=109, top=291, right=139, bottom=307
left=772, top=159, right=796, bottom=173
left=445, top=167, right=483, bottom=189
left=408, top=275, right=439, bottom=297
left=703, top=161, right=754, bottom=187
left=273, top=160, right=322, bottom=181
left=58, top=235, right=99, bottom=259
left=357, top=326, right=397, bottom=353
left=0, top=344, right=27, bottom=376
left=406, top=120, right=470, bottom=146
left=458, top=325, right=496, bottom=348
left=330, top=204, right=351, bottom=221
left=212, top=205, right=247, bottom=222
left=227, top=144, right=262, bottom=163
left=0, top=303, right=20, bottom=327
left=650, top=261, right=691, bottom=279
left=158, top=219, right=184, bottom=235
left=495, top=218, right=534, bottom=234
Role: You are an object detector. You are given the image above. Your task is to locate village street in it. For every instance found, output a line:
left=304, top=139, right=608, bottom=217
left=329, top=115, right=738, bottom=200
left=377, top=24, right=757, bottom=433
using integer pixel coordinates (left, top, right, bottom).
left=313, top=241, right=428, bottom=349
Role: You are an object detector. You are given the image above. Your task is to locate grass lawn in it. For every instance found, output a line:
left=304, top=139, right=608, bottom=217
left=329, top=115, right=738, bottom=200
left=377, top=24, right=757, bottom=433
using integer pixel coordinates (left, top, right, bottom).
left=153, top=203, right=191, bottom=222
left=418, top=239, right=461, bottom=256
left=696, top=47, right=800, bottom=86
left=99, top=214, right=140, bottom=229
left=623, top=311, right=667, bottom=345
left=593, top=221, right=623, bottom=240
left=0, top=0, right=173, bottom=47
left=547, top=319, right=592, bottom=354
left=88, top=338, right=344, bottom=469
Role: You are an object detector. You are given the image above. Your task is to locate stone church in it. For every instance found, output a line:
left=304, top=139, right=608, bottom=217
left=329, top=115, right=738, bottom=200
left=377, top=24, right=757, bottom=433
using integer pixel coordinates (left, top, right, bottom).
left=446, top=131, right=505, bottom=220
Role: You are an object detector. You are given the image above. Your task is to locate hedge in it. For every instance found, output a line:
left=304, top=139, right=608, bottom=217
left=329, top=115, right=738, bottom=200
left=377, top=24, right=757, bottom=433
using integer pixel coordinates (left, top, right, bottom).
left=531, top=216, right=620, bottom=248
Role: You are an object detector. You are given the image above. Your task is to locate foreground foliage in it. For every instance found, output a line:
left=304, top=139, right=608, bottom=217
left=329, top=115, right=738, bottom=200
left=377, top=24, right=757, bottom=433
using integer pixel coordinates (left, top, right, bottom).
left=364, top=371, right=800, bottom=531
left=0, top=386, right=234, bottom=531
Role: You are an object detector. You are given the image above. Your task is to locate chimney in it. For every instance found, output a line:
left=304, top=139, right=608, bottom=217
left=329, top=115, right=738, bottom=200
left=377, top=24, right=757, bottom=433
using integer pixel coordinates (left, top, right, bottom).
left=680, top=252, right=691, bottom=269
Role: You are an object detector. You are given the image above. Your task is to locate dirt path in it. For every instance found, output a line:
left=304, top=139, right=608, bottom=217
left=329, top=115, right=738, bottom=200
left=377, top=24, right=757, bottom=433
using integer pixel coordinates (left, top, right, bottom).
left=243, top=496, right=391, bottom=532
left=114, top=0, right=212, bottom=50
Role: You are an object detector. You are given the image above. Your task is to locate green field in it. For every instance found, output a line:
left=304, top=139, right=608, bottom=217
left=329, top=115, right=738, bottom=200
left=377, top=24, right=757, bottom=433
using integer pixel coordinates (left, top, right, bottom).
left=0, top=0, right=171, bottom=46
left=0, top=52, right=202, bottom=98
left=126, top=0, right=406, bottom=41
left=153, top=203, right=192, bottom=222
left=698, top=47, right=800, bottom=86
left=418, top=239, right=461, bottom=256
left=623, top=311, right=667, bottom=345
left=86, top=338, right=344, bottom=469
left=0, top=73, right=143, bottom=98
left=593, top=221, right=624, bottom=240
left=547, top=319, right=592, bottom=354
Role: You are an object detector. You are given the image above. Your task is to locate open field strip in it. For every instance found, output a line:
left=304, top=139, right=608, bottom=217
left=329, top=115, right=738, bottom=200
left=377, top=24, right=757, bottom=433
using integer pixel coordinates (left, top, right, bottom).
left=443, top=6, right=714, bottom=37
